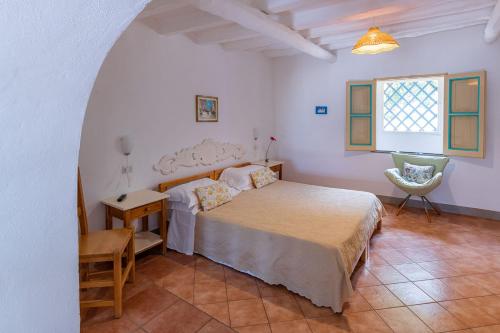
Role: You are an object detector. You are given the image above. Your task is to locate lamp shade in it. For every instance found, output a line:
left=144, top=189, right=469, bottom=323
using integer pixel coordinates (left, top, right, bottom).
left=352, top=27, right=399, bottom=55
left=120, top=136, right=133, bottom=156
left=252, top=127, right=259, bottom=140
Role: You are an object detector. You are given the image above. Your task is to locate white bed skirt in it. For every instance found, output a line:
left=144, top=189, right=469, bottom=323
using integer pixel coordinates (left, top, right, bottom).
left=167, top=209, right=196, bottom=255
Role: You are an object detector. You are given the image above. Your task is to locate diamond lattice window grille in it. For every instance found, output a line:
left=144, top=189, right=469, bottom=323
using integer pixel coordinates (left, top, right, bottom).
left=383, top=80, right=439, bottom=132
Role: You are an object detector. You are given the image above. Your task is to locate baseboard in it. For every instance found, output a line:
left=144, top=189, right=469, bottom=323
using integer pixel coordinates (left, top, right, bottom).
left=377, top=195, right=500, bottom=221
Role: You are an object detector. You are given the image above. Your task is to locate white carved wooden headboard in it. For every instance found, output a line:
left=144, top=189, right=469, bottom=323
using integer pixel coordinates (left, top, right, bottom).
left=153, top=139, right=246, bottom=175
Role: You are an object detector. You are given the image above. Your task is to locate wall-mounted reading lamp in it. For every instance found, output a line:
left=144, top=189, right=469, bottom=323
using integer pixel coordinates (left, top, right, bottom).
left=120, top=136, right=133, bottom=188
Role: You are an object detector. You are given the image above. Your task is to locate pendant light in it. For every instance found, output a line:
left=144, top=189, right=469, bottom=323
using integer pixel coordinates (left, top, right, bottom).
left=352, top=27, right=399, bottom=55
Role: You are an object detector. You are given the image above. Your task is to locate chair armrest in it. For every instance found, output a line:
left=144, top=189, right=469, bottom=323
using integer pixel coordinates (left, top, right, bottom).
left=384, top=168, right=403, bottom=183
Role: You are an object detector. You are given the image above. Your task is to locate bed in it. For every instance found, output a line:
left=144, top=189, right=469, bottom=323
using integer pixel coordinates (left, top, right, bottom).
left=158, top=163, right=385, bottom=312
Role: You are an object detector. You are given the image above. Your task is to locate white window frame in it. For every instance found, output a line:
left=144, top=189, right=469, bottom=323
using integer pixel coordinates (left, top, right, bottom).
left=376, top=76, right=444, bottom=154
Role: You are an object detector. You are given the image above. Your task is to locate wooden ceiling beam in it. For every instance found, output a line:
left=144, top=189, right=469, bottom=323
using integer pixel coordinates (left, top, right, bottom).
left=186, top=23, right=260, bottom=44
left=291, top=0, right=430, bottom=30
left=141, top=7, right=228, bottom=36
left=253, top=0, right=343, bottom=14
left=190, top=0, right=336, bottom=62
left=485, top=0, right=500, bottom=42
left=307, top=0, right=495, bottom=39
left=138, top=0, right=190, bottom=19
left=262, top=48, right=300, bottom=57
left=320, top=7, right=491, bottom=46
left=324, top=12, right=490, bottom=50
left=221, top=36, right=278, bottom=50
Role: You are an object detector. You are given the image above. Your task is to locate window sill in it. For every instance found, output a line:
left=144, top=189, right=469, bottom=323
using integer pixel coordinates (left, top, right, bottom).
left=373, top=150, right=445, bottom=157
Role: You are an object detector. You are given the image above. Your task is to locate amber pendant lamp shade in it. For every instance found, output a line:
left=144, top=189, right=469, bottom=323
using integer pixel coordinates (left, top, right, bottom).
left=352, top=27, right=400, bottom=55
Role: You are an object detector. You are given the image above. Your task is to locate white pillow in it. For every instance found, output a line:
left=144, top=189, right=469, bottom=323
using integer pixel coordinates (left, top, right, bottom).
left=219, top=165, right=265, bottom=191
left=166, top=178, right=216, bottom=208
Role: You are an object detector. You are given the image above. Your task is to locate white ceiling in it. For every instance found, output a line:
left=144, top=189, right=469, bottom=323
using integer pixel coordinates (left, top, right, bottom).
left=139, top=0, right=500, bottom=62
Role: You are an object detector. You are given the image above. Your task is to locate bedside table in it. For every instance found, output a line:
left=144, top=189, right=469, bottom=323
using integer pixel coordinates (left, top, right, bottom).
left=102, top=190, right=168, bottom=255
left=252, top=160, right=283, bottom=180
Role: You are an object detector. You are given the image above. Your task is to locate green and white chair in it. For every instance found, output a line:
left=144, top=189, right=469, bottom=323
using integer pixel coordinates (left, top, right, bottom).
left=384, top=153, right=449, bottom=222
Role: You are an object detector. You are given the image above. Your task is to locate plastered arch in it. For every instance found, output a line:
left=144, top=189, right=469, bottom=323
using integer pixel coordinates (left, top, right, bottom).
left=0, top=1, right=149, bottom=331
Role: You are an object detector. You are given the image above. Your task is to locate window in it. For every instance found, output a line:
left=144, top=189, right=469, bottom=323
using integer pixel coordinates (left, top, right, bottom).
left=345, top=71, right=485, bottom=158
left=376, top=76, right=444, bottom=154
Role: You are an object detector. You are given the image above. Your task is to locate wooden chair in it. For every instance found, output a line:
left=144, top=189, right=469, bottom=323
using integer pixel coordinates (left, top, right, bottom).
left=78, top=169, right=135, bottom=318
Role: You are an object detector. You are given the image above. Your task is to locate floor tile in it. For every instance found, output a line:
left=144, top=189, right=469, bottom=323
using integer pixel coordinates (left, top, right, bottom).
left=472, top=325, right=500, bottom=333
left=227, top=282, right=260, bottom=301
left=409, top=302, right=467, bottom=332
left=306, top=315, right=351, bottom=333
left=164, top=250, right=196, bottom=267
left=143, top=301, right=211, bottom=333
left=414, top=279, right=464, bottom=302
left=417, top=261, right=460, bottom=278
left=440, top=276, right=492, bottom=297
left=197, top=319, right=235, bottom=333
left=467, top=296, right=500, bottom=320
left=365, top=253, right=390, bottom=268
left=295, top=295, right=334, bottom=318
left=386, top=282, right=434, bottom=305
left=439, top=298, right=498, bottom=328
left=377, top=249, right=413, bottom=265
left=351, top=268, right=381, bottom=288
left=123, top=285, right=179, bottom=325
left=194, top=280, right=227, bottom=305
left=345, top=310, right=392, bottom=332
left=393, top=263, right=435, bottom=281
left=270, top=319, right=312, bottom=333
left=80, top=316, right=137, bottom=333
left=467, top=273, right=500, bottom=294
left=257, top=283, right=291, bottom=298
left=262, top=295, right=304, bottom=323
left=376, top=307, right=432, bottom=333
left=368, top=265, right=409, bottom=284
left=196, top=302, right=230, bottom=326
left=137, top=256, right=183, bottom=282
left=195, top=264, right=225, bottom=283
left=357, top=285, right=403, bottom=309
left=225, top=268, right=257, bottom=287
left=234, top=324, right=271, bottom=333
left=228, top=299, right=268, bottom=327
left=342, top=291, right=372, bottom=313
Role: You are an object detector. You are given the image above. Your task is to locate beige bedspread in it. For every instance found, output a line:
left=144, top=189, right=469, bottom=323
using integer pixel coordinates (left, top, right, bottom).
left=194, top=180, right=385, bottom=312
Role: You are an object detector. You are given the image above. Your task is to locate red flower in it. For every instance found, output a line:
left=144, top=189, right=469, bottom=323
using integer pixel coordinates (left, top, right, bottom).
left=270, top=136, right=277, bottom=141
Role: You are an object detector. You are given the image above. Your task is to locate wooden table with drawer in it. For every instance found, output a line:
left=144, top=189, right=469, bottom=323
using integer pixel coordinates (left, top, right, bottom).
left=102, top=190, right=169, bottom=255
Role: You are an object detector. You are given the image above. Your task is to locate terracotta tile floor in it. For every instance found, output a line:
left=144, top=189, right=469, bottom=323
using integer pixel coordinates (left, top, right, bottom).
left=81, top=204, right=500, bottom=332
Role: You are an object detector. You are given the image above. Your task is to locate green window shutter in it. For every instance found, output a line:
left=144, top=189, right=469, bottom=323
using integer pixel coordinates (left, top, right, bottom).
left=346, top=81, right=376, bottom=151
left=444, top=71, right=486, bottom=158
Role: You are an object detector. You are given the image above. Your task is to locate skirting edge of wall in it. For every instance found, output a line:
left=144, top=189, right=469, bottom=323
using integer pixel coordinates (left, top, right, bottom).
left=377, top=195, right=500, bottom=222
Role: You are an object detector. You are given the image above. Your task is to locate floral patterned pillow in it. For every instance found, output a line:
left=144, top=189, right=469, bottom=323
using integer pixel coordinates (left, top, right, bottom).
left=250, top=167, right=277, bottom=189
left=195, top=182, right=232, bottom=211
left=402, top=162, right=435, bottom=184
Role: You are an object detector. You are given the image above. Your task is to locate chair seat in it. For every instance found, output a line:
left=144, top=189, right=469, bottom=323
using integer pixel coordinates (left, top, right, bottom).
left=384, top=168, right=443, bottom=196
left=79, top=229, right=132, bottom=261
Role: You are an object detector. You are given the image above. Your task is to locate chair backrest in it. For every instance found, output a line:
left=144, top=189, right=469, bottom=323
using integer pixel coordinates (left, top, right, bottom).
left=391, top=152, right=449, bottom=176
left=77, top=168, right=89, bottom=235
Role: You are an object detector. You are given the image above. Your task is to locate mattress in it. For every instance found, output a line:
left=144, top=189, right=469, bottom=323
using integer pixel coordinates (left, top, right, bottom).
left=194, top=180, right=385, bottom=312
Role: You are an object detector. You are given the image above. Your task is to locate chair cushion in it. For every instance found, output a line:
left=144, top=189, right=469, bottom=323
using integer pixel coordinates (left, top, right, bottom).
left=402, top=162, right=434, bottom=184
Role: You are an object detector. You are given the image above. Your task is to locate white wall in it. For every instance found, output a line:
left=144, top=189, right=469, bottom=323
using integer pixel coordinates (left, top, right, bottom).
left=79, top=22, right=274, bottom=231
left=0, top=1, right=148, bottom=332
left=273, top=26, right=500, bottom=212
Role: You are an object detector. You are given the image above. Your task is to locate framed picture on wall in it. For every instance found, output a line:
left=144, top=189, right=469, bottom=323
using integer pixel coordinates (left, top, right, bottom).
left=196, top=95, right=218, bottom=122
left=315, top=106, right=328, bottom=115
